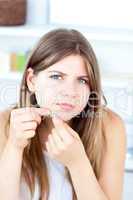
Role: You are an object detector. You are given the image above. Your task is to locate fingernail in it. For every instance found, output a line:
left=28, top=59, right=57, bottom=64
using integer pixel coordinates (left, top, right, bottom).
left=42, top=108, right=50, bottom=113
left=42, top=107, right=49, bottom=111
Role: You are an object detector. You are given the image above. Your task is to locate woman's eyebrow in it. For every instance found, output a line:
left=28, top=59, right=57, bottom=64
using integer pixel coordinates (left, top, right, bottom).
left=47, top=70, right=89, bottom=79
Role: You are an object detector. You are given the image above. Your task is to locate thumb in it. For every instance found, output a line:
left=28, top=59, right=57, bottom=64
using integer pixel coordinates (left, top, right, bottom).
left=64, top=121, right=80, bottom=140
left=32, top=107, right=51, bottom=117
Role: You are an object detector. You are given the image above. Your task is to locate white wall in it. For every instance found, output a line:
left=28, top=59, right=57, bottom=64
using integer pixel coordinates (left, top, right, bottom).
left=50, top=0, right=133, bottom=29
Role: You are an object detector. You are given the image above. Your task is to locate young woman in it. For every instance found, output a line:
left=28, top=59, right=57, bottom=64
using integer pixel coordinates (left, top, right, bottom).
left=0, top=28, right=126, bottom=200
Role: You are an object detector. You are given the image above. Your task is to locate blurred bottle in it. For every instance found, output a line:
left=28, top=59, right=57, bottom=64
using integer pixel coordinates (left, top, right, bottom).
left=17, top=52, right=27, bottom=72
left=10, top=53, right=17, bottom=71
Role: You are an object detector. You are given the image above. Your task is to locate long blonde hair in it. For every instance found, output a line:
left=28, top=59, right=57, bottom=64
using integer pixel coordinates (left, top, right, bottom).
left=6, top=28, right=107, bottom=200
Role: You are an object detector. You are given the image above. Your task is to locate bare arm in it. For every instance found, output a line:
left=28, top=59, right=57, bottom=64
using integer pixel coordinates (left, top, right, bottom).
left=67, top=111, right=126, bottom=200
left=68, top=155, right=108, bottom=200
left=98, top=111, right=126, bottom=200
left=0, top=141, right=23, bottom=200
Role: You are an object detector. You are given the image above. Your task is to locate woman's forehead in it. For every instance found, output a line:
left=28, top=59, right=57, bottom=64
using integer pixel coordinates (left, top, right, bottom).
left=45, top=54, right=89, bottom=76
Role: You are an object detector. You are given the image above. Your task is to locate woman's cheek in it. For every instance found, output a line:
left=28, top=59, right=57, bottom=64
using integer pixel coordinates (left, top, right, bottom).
left=34, top=86, right=52, bottom=108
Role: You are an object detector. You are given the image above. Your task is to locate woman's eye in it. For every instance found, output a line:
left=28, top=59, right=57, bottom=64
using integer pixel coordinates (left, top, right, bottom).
left=79, top=79, right=88, bottom=84
left=49, top=74, right=62, bottom=80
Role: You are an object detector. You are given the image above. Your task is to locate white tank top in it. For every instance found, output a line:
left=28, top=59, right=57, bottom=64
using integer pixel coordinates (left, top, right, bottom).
left=20, top=151, right=73, bottom=200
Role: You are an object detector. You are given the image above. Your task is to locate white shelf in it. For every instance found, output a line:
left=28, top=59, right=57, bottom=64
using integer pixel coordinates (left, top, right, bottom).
left=0, top=72, right=22, bottom=81
left=0, top=25, right=133, bottom=43
left=0, top=25, right=53, bottom=38
left=101, top=73, right=133, bottom=88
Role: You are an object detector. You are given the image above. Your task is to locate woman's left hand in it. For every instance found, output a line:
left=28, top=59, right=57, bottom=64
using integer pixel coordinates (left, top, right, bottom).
left=45, top=117, right=86, bottom=168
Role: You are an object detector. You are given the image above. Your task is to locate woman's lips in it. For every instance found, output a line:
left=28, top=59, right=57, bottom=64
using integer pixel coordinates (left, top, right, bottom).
left=56, top=103, right=75, bottom=111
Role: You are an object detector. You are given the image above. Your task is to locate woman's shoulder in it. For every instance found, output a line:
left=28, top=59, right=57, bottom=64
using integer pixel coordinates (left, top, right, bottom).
left=0, top=107, right=12, bottom=128
left=102, top=107, right=126, bottom=145
left=102, top=107, right=124, bottom=126
left=0, top=107, right=13, bottom=155
left=0, top=104, right=18, bottom=121
left=0, top=108, right=12, bottom=120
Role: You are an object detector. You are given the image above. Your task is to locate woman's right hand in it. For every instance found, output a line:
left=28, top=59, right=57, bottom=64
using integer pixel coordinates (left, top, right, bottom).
left=7, top=107, right=50, bottom=151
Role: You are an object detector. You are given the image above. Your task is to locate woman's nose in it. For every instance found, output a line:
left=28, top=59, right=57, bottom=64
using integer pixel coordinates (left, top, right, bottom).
left=60, top=82, right=79, bottom=99
left=61, top=92, right=77, bottom=99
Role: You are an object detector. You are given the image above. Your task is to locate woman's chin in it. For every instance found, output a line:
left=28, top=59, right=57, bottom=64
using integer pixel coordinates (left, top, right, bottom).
left=38, top=104, right=80, bottom=122
left=51, top=110, right=78, bottom=122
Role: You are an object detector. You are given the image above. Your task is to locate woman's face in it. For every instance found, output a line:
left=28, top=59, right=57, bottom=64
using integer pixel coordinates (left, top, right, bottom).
left=28, top=54, right=90, bottom=122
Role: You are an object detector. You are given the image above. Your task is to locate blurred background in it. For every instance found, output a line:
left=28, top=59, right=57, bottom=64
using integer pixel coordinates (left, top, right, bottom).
left=0, top=0, right=133, bottom=199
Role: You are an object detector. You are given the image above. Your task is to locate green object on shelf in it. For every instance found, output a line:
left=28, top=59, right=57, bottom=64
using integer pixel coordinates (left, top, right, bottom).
left=17, top=53, right=26, bottom=72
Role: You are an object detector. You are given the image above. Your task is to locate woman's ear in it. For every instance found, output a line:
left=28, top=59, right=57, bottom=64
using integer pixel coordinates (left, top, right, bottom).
left=26, top=68, right=36, bottom=93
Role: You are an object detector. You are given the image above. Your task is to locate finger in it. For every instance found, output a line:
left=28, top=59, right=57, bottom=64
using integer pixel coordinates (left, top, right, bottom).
left=48, top=134, right=58, bottom=154
left=45, top=141, right=50, bottom=152
left=51, top=128, right=65, bottom=149
left=13, top=107, right=51, bottom=117
left=53, top=117, right=79, bottom=140
left=32, top=107, right=51, bottom=117
left=45, top=141, right=52, bottom=155
left=52, top=117, right=73, bottom=144
left=22, top=121, right=38, bottom=131
left=20, top=130, right=36, bottom=139
left=17, top=113, right=41, bottom=125
left=12, top=107, right=37, bottom=115
left=64, top=123, right=80, bottom=140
